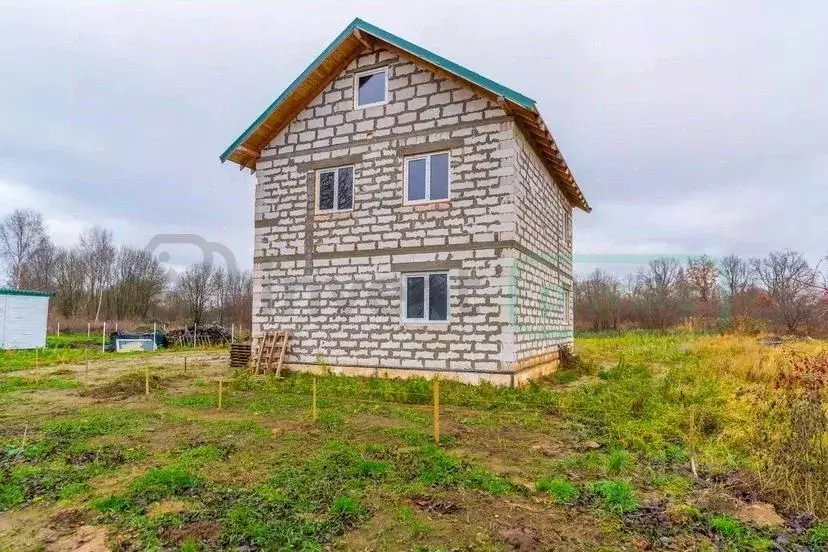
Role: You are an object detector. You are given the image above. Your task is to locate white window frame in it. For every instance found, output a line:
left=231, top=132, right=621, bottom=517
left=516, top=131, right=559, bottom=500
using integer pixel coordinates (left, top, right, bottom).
left=353, top=67, right=389, bottom=109
left=315, top=165, right=354, bottom=214
left=401, top=272, right=450, bottom=324
left=563, top=288, right=572, bottom=324
left=403, top=151, right=451, bottom=205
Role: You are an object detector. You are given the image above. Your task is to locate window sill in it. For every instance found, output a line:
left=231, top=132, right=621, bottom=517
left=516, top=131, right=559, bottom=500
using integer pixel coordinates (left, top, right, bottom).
left=314, top=209, right=355, bottom=218
left=400, top=321, right=451, bottom=331
left=400, top=200, right=451, bottom=209
left=353, top=100, right=389, bottom=110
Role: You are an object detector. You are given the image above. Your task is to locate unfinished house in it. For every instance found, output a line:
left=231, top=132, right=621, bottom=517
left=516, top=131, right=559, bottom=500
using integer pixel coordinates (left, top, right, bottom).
left=221, top=18, right=591, bottom=386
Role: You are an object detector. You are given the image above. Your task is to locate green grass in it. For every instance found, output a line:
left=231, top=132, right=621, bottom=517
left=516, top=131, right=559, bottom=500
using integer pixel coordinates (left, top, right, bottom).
left=585, top=480, right=638, bottom=514
left=0, top=375, right=81, bottom=394
left=809, top=522, right=828, bottom=547
left=42, top=409, right=148, bottom=441
left=605, top=449, right=634, bottom=475
left=706, top=514, right=775, bottom=550
left=535, top=477, right=579, bottom=504
left=2, top=331, right=827, bottom=550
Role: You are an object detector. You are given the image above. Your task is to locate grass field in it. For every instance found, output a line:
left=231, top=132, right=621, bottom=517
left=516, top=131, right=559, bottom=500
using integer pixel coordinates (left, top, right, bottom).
left=0, top=332, right=826, bottom=551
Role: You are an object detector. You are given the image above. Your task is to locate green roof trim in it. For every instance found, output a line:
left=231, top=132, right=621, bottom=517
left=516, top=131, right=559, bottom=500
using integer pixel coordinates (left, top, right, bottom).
left=0, top=288, right=55, bottom=298
left=220, top=17, right=536, bottom=162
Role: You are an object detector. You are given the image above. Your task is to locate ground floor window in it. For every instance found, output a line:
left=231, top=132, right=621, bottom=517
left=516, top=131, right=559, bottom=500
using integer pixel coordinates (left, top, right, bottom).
left=402, top=272, right=449, bottom=322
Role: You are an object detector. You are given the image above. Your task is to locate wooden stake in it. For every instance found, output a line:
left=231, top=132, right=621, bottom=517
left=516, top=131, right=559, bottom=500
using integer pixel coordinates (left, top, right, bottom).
left=217, top=380, right=223, bottom=412
left=184, top=356, right=187, bottom=374
left=102, top=322, right=106, bottom=352
left=145, top=366, right=150, bottom=400
left=87, top=322, right=91, bottom=338
left=432, top=377, right=440, bottom=445
left=312, top=377, right=318, bottom=421
left=57, top=321, right=60, bottom=337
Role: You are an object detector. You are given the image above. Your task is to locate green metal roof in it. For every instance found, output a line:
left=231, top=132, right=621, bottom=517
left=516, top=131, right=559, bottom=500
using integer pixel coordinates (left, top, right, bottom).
left=0, top=288, right=55, bottom=298
left=220, top=18, right=537, bottom=162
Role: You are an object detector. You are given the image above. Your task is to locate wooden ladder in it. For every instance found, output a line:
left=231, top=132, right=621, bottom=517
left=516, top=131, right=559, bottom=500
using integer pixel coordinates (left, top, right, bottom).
left=254, top=331, right=290, bottom=376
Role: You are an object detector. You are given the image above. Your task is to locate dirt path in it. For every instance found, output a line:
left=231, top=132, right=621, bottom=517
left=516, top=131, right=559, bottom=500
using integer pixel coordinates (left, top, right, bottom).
left=28, top=350, right=231, bottom=385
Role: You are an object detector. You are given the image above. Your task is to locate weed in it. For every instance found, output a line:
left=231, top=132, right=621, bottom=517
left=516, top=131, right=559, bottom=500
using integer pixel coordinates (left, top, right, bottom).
left=535, top=477, right=579, bottom=504
left=129, top=467, right=205, bottom=505
left=606, top=449, right=634, bottom=475
left=809, top=522, right=828, bottom=547
left=706, top=514, right=775, bottom=550
left=42, top=409, right=147, bottom=441
left=397, top=505, right=431, bottom=536
left=707, top=514, right=744, bottom=539
left=0, top=376, right=80, bottom=394
left=586, top=480, right=638, bottom=513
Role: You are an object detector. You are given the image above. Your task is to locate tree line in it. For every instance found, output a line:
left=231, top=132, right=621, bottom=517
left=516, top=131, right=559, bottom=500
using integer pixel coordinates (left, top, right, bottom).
left=0, top=209, right=251, bottom=328
left=575, top=252, right=828, bottom=335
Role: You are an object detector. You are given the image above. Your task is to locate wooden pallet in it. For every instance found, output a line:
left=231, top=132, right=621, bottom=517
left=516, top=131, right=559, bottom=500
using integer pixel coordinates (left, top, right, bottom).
left=253, top=331, right=290, bottom=376
left=229, top=342, right=252, bottom=368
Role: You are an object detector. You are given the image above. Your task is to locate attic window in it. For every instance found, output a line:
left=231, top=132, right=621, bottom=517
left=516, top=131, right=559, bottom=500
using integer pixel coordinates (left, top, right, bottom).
left=354, top=68, right=388, bottom=108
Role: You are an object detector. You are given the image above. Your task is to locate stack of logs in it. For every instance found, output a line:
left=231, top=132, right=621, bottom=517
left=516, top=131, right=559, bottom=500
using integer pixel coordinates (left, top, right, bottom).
left=167, top=324, right=233, bottom=347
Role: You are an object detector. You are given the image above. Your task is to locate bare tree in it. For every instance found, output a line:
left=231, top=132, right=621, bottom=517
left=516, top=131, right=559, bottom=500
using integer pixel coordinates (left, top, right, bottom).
left=0, top=209, right=46, bottom=288
left=637, top=258, right=687, bottom=329
left=19, top=237, right=57, bottom=291
left=109, top=247, right=167, bottom=320
left=79, top=227, right=116, bottom=322
left=53, top=247, right=87, bottom=318
left=575, top=269, right=621, bottom=330
left=752, top=250, right=817, bottom=333
left=719, top=254, right=752, bottom=298
left=687, top=255, right=719, bottom=302
left=176, top=261, right=216, bottom=325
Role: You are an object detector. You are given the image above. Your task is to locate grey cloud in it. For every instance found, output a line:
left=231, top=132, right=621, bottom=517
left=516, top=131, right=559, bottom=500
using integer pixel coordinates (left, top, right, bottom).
left=0, top=1, right=824, bottom=277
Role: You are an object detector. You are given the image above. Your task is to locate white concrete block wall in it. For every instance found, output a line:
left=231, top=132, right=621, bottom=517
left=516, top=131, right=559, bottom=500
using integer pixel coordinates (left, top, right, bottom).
left=250, top=48, right=574, bottom=380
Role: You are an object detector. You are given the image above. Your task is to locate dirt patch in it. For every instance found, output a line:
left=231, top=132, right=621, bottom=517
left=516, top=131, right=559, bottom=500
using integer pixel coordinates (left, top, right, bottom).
left=498, top=524, right=542, bottom=551
left=147, top=499, right=192, bottom=518
left=735, top=502, right=785, bottom=528
left=80, top=372, right=166, bottom=400
left=48, top=369, right=76, bottom=376
left=49, top=509, right=89, bottom=533
left=411, top=496, right=462, bottom=515
left=162, top=521, right=221, bottom=546
left=46, top=525, right=108, bottom=552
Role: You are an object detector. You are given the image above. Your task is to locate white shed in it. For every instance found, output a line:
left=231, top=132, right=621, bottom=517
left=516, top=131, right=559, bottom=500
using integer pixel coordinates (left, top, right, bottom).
left=0, top=288, right=53, bottom=350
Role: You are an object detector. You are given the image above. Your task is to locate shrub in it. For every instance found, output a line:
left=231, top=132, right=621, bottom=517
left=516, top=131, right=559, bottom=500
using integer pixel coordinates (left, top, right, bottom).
left=535, top=477, right=579, bottom=504
left=756, top=351, right=828, bottom=516
left=586, top=480, right=638, bottom=513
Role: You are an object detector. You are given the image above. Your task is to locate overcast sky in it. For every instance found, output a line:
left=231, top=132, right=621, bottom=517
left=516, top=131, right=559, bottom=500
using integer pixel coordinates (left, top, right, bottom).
left=0, top=1, right=825, bottom=277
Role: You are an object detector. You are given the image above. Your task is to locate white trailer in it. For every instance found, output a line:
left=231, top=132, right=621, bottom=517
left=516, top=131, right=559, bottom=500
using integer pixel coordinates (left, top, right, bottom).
left=0, top=288, right=52, bottom=350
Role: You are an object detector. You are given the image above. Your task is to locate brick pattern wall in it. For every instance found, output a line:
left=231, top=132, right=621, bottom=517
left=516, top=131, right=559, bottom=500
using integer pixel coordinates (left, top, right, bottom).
left=257, top=250, right=512, bottom=371
left=510, top=128, right=574, bottom=362
left=252, top=49, right=522, bottom=374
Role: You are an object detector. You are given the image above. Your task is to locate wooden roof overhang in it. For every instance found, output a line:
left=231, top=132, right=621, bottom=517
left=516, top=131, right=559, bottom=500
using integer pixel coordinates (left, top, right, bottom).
left=220, top=18, right=590, bottom=212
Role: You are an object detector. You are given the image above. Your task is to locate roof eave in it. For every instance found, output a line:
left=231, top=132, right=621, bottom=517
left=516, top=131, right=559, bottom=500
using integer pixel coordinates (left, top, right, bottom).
left=219, top=18, right=591, bottom=212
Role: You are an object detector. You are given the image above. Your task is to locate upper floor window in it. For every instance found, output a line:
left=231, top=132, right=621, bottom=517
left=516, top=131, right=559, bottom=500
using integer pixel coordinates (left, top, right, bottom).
left=316, top=166, right=354, bottom=213
left=354, top=68, right=388, bottom=109
left=405, top=152, right=450, bottom=204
